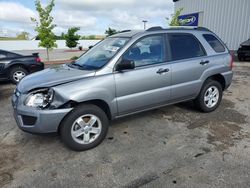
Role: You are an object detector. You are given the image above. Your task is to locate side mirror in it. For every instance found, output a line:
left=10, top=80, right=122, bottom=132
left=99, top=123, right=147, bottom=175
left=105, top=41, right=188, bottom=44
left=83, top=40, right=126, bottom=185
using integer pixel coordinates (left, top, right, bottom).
left=116, top=59, right=135, bottom=72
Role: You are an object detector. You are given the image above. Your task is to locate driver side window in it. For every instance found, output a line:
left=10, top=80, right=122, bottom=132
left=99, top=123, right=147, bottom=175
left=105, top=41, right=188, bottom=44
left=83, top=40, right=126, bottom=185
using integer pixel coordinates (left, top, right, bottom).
left=123, top=35, right=164, bottom=67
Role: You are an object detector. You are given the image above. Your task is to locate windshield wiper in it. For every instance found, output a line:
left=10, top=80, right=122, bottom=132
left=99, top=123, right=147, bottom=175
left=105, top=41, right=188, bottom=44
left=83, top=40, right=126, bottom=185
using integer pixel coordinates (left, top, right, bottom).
left=69, top=62, right=98, bottom=70
left=72, top=63, right=82, bottom=67
left=69, top=62, right=84, bottom=69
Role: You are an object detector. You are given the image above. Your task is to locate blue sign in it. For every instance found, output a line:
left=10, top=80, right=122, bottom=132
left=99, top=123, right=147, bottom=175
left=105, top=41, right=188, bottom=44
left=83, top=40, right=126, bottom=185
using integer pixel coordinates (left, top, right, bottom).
left=178, top=13, right=199, bottom=26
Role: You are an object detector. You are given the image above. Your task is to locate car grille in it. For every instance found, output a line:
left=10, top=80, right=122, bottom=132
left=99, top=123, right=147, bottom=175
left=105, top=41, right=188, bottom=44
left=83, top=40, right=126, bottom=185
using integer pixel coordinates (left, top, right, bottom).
left=241, top=46, right=250, bottom=50
left=0, top=63, right=4, bottom=71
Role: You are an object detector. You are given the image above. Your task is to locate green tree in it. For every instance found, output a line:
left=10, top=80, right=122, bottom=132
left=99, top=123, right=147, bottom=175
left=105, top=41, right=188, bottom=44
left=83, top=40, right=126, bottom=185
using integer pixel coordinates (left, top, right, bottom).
left=167, top=8, right=184, bottom=26
left=64, top=27, right=81, bottom=49
left=31, top=0, right=57, bottom=61
left=60, top=32, right=65, bottom=40
left=16, top=31, right=29, bottom=40
left=88, top=35, right=96, bottom=40
left=54, top=33, right=65, bottom=40
left=105, top=27, right=118, bottom=37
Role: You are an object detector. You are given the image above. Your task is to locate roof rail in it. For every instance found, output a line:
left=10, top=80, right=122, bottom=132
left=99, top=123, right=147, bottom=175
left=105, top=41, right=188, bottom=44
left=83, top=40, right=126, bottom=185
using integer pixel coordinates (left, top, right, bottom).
left=146, top=26, right=211, bottom=32
left=195, top=27, right=211, bottom=31
left=146, top=26, right=163, bottom=31
left=119, top=30, right=131, bottom=33
left=168, top=26, right=211, bottom=31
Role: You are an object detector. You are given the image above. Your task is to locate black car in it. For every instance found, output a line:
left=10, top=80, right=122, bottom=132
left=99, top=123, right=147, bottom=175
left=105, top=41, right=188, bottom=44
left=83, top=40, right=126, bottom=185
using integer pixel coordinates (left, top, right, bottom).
left=0, top=50, right=44, bottom=84
left=237, top=39, right=250, bottom=61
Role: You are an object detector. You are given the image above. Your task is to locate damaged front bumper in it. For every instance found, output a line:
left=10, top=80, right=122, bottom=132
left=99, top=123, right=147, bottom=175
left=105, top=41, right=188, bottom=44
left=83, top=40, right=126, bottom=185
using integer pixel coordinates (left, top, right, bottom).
left=12, top=91, right=72, bottom=134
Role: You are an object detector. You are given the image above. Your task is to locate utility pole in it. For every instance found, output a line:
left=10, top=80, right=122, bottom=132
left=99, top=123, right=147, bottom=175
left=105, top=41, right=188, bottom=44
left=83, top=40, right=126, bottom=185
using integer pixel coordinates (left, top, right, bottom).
left=142, top=20, right=148, bottom=30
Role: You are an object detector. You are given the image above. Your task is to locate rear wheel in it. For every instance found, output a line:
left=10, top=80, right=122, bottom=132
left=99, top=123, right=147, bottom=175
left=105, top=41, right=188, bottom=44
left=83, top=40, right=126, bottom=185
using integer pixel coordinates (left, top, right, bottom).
left=194, top=79, right=223, bottom=112
left=9, top=66, right=28, bottom=84
left=60, top=104, right=109, bottom=151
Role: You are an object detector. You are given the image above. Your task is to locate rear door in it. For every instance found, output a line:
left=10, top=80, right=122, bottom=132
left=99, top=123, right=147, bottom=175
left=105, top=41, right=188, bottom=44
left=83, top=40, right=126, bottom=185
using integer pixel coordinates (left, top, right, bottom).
left=167, top=33, right=208, bottom=101
left=114, top=34, right=172, bottom=115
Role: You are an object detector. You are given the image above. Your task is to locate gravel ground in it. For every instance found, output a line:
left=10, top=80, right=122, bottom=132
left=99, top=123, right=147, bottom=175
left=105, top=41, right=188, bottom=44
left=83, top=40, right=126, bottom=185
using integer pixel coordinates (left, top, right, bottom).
left=0, top=62, right=250, bottom=188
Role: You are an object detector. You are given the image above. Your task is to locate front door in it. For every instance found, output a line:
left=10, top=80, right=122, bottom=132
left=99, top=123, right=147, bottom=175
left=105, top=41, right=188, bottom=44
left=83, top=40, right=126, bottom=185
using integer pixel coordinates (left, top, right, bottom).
left=114, top=35, right=171, bottom=115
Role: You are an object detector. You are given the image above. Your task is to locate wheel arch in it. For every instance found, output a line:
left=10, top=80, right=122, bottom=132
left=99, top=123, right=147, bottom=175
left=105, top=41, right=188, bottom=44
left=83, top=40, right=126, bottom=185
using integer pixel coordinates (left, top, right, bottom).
left=206, top=74, right=226, bottom=90
left=7, top=62, right=29, bottom=73
left=57, top=99, right=112, bottom=133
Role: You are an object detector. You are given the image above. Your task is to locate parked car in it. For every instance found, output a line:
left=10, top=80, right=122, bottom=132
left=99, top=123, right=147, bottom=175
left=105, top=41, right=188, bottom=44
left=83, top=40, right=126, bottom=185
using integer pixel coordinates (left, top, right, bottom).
left=0, top=50, right=44, bottom=84
left=237, top=38, right=250, bottom=61
left=12, top=27, right=233, bottom=151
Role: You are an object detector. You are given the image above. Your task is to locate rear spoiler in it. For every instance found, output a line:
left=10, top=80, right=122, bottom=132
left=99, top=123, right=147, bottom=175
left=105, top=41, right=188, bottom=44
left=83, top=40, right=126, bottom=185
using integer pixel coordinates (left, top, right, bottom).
left=32, top=53, right=39, bottom=57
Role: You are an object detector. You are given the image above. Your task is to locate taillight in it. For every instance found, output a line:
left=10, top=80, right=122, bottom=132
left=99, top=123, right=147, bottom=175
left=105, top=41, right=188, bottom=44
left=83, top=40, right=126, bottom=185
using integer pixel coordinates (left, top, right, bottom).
left=36, top=57, right=41, bottom=63
left=230, top=55, right=234, bottom=70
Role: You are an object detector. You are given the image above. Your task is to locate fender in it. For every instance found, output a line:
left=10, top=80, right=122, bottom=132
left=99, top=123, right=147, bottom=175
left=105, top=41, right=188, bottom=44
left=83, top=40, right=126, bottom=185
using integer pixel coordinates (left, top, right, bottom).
left=197, top=63, right=229, bottom=95
left=5, top=60, right=29, bottom=70
left=53, top=73, right=118, bottom=117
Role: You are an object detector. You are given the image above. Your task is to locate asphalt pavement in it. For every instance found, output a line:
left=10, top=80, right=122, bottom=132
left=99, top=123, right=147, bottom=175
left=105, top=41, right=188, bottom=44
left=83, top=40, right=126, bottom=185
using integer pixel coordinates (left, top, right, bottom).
left=0, top=62, right=250, bottom=188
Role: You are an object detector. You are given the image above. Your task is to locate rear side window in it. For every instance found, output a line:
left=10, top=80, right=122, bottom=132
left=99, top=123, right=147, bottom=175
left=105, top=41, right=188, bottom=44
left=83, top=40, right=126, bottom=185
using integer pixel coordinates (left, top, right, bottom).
left=168, top=33, right=206, bottom=61
left=203, top=34, right=225, bottom=53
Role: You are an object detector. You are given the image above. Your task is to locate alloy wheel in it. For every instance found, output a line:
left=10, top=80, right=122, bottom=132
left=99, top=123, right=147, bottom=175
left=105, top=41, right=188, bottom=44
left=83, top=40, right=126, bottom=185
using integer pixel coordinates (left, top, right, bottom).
left=71, top=114, right=102, bottom=145
left=204, top=86, right=219, bottom=108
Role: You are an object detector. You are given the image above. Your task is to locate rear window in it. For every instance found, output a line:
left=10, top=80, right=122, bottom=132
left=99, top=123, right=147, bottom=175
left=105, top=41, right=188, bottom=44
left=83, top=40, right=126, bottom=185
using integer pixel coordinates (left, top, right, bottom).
left=7, top=52, right=19, bottom=58
left=0, top=51, right=7, bottom=59
left=203, top=34, right=225, bottom=53
left=168, top=33, right=206, bottom=61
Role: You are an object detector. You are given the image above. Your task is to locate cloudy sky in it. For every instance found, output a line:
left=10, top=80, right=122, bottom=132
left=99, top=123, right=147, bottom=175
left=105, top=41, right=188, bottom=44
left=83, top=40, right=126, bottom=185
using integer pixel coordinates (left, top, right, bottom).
left=0, top=0, right=174, bottom=37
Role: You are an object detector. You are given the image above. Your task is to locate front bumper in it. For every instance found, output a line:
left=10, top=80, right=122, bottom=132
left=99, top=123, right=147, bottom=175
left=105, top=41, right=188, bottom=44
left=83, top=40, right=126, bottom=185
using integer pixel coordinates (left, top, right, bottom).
left=12, top=93, right=72, bottom=134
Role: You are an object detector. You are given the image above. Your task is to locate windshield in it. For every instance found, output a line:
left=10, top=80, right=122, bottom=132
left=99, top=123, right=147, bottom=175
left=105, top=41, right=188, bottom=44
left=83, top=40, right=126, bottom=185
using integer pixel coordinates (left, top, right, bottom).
left=70, top=37, right=129, bottom=70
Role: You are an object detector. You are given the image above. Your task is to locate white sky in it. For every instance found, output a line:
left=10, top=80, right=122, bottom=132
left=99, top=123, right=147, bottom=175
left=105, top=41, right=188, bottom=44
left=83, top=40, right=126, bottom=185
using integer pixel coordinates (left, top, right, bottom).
left=0, top=0, right=174, bottom=37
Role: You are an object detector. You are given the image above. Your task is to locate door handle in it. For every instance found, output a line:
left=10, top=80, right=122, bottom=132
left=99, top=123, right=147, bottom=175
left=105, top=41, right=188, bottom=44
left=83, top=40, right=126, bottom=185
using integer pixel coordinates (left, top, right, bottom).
left=156, top=68, right=169, bottom=74
left=200, top=60, right=210, bottom=65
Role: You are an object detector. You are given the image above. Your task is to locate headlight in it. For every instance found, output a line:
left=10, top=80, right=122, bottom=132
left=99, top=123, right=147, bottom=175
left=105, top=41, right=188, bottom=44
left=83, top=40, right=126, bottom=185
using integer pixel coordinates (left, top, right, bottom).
left=25, top=88, right=54, bottom=108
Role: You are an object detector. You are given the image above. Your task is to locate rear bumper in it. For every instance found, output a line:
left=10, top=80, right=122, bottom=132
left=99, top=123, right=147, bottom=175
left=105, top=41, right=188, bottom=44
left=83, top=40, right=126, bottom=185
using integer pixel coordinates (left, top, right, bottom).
left=28, top=62, right=44, bottom=73
left=221, top=71, right=233, bottom=90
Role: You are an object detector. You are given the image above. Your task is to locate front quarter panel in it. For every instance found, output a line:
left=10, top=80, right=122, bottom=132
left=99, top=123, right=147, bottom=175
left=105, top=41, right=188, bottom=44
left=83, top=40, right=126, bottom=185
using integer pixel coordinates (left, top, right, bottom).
left=53, top=73, right=117, bottom=117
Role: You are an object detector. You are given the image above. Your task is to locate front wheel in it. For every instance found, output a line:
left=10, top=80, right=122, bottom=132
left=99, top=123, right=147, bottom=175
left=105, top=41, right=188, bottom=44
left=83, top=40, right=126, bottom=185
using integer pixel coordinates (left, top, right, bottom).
left=60, top=104, right=109, bottom=151
left=194, top=79, right=223, bottom=112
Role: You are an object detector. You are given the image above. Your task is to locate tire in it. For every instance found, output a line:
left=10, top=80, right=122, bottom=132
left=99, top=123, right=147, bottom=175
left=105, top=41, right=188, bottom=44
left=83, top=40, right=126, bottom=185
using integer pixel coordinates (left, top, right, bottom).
left=60, top=104, right=109, bottom=151
left=194, top=79, right=223, bottom=113
left=9, top=66, right=28, bottom=84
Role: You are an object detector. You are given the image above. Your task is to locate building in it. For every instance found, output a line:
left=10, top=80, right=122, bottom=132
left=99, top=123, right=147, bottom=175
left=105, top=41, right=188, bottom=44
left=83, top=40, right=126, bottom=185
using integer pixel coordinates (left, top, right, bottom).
left=173, top=0, right=250, bottom=50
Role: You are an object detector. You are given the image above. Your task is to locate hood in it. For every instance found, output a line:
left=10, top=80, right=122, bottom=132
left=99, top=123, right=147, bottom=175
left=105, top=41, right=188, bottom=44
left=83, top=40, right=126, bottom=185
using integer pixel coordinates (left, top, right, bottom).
left=241, top=39, right=250, bottom=46
left=17, top=64, right=95, bottom=93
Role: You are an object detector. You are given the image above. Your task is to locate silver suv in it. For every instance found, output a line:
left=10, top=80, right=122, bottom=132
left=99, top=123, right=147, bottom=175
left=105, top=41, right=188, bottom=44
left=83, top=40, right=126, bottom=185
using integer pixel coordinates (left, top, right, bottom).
left=12, top=27, right=233, bottom=151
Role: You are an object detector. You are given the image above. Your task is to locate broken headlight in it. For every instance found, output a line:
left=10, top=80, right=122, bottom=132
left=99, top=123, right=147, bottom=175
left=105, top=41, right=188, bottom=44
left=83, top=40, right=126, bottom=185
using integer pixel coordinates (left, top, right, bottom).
left=25, top=88, right=54, bottom=109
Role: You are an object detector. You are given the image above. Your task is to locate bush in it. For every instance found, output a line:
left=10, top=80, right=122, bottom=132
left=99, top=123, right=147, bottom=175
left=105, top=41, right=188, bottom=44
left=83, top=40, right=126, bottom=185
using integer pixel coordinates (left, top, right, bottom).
left=70, top=56, right=79, bottom=60
left=65, top=27, right=81, bottom=49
